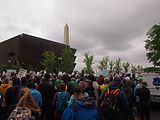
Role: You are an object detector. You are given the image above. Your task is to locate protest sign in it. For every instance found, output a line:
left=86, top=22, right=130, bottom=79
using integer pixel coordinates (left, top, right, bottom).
left=6, top=69, right=16, bottom=79
left=17, top=68, right=27, bottom=78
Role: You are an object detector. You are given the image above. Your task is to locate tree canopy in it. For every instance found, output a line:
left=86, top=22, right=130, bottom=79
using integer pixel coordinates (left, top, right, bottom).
left=82, top=52, right=94, bottom=74
left=114, top=58, right=122, bottom=72
left=97, top=56, right=109, bottom=70
left=41, top=51, right=56, bottom=73
left=61, top=48, right=75, bottom=73
left=122, top=62, right=130, bottom=73
left=145, top=23, right=160, bottom=66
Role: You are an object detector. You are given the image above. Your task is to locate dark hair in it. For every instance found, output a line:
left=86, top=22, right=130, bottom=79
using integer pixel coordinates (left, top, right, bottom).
left=44, top=73, right=51, bottom=79
left=27, top=82, right=36, bottom=89
left=111, top=76, right=122, bottom=86
left=21, top=77, right=27, bottom=86
left=87, top=74, right=96, bottom=81
left=58, top=83, right=66, bottom=91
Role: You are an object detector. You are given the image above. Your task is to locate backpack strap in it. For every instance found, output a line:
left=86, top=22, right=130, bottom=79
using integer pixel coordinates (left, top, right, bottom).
left=111, top=89, right=120, bottom=95
left=104, top=88, right=120, bottom=97
left=104, top=88, right=110, bottom=97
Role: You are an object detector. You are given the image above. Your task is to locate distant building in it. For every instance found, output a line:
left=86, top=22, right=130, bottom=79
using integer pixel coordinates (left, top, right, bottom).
left=0, top=33, right=76, bottom=71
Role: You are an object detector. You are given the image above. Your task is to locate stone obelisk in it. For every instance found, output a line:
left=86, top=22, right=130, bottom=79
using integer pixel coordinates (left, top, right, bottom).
left=64, top=24, right=69, bottom=45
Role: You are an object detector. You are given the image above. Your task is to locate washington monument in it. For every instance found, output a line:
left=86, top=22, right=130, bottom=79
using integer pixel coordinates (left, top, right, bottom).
left=64, top=24, right=69, bottom=45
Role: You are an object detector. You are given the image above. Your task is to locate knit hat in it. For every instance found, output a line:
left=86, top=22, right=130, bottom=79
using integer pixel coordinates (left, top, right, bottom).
left=111, top=76, right=122, bottom=87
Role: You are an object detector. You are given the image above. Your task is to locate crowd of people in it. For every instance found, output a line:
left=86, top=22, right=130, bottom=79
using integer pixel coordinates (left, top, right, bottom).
left=0, top=70, right=150, bottom=120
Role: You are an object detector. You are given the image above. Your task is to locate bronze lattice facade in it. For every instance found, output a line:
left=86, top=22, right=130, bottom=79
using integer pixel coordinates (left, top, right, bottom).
left=0, top=33, right=76, bottom=71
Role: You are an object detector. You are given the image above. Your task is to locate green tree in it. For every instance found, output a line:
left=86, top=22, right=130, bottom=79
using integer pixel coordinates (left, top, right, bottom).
left=0, top=64, right=7, bottom=73
left=131, top=64, right=137, bottom=73
left=27, top=65, right=34, bottom=72
left=61, top=48, right=75, bottom=73
left=122, top=62, right=130, bottom=73
left=143, top=67, right=160, bottom=73
left=137, top=65, right=143, bottom=75
left=109, top=61, right=114, bottom=71
left=11, top=63, right=21, bottom=72
left=97, top=56, right=109, bottom=70
left=145, top=23, right=160, bottom=66
left=41, top=51, right=56, bottom=73
left=82, top=52, right=94, bottom=74
left=114, top=58, right=122, bottom=72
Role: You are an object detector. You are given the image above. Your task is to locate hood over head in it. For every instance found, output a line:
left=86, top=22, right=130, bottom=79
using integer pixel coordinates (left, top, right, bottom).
left=76, top=96, right=96, bottom=108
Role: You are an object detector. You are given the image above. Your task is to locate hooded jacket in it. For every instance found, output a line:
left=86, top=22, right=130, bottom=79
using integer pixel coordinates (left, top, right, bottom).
left=61, top=97, right=99, bottom=120
left=0, top=83, right=12, bottom=96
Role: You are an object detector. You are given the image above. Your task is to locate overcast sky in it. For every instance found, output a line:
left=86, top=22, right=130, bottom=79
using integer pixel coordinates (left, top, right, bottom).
left=0, top=0, right=160, bottom=71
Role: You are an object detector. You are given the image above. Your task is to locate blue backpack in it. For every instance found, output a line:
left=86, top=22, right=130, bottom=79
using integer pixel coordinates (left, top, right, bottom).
left=56, top=91, right=69, bottom=113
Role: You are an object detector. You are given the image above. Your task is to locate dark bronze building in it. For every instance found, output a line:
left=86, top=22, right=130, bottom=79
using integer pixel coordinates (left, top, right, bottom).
left=0, top=33, right=76, bottom=71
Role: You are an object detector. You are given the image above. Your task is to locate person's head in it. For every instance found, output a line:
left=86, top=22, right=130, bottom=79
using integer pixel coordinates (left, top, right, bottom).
left=44, top=73, right=51, bottom=80
left=85, top=79, right=92, bottom=88
left=78, top=81, right=85, bottom=89
left=73, top=86, right=84, bottom=99
left=87, top=74, right=96, bottom=81
left=18, top=87, right=30, bottom=98
left=57, top=83, right=66, bottom=91
left=10, top=72, right=16, bottom=79
left=125, top=76, right=130, bottom=81
left=137, top=76, right=143, bottom=83
left=54, top=79, right=62, bottom=89
left=2, top=78, right=9, bottom=84
left=111, top=76, right=122, bottom=87
left=142, top=81, right=148, bottom=87
left=104, top=77, right=110, bottom=84
left=17, top=91, right=41, bottom=113
left=138, top=78, right=143, bottom=83
left=21, top=77, right=27, bottom=86
left=124, top=80, right=132, bottom=87
left=26, top=74, right=32, bottom=81
left=97, top=75, right=105, bottom=85
left=27, top=82, right=36, bottom=89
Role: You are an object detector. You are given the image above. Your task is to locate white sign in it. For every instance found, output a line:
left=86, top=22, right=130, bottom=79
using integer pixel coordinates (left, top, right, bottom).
left=18, top=68, right=27, bottom=78
left=102, top=69, right=109, bottom=77
left=95, top=69, right=109, bottom=77
left=6, top=69, right=16, bottom=79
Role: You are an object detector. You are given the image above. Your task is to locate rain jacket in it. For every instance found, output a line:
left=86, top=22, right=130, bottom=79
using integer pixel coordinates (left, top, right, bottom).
left=61, top=97, right=99, bottom=120
left=30, top=88, right=42, bottom=107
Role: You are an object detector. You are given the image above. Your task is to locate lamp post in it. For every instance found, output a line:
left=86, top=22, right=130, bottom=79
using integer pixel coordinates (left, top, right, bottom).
left=8, top=59, right=11, bottom=68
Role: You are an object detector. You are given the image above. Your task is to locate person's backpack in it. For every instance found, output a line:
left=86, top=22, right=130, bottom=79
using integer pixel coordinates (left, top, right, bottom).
left=56, top=91, right=69, bottom=113
left=99, top=88, right=120, bottom=118
left=7, top=107, right=34, bottom=120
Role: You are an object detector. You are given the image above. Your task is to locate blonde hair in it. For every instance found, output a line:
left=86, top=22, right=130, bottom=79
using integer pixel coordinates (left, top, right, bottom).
left=17, top=90, right=41, bottom=114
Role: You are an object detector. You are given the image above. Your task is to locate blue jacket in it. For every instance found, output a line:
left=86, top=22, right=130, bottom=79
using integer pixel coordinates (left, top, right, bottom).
left=30, top=89, right=42, bottom=107
left=61, top=97, right=99, bottom=120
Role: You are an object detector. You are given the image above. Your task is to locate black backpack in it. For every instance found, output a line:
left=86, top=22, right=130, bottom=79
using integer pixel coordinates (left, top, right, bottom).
left=99, top=88, right=120, bottom=118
